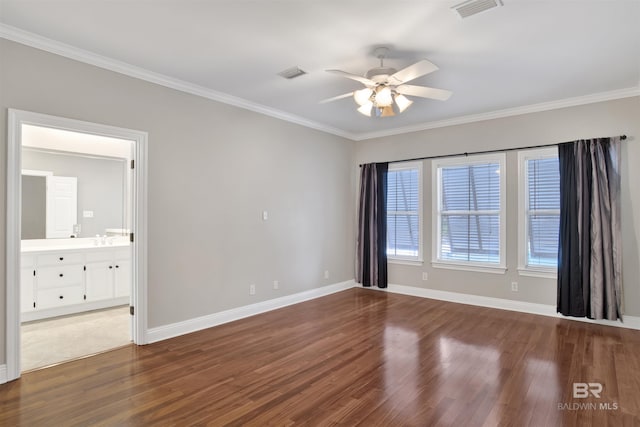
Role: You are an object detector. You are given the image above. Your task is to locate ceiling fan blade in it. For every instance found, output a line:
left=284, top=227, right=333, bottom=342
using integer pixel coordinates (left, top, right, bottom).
left=326, top=69, right=376, bottom=87
left=319, top=92, right=354, bottom=104
left=388, top=60, right=439, bottom=85
left=396, top=84, right=452, bottom=101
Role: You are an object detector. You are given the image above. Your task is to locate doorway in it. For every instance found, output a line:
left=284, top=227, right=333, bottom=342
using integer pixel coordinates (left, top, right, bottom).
left=6, top=110, right=148, bottom=381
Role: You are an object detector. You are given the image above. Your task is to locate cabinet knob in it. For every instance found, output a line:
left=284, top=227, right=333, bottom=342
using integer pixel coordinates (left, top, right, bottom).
left=59, top=295, right=64, bottom=299
left=109, top=266, right=113, bottom=269
left=115, top=265, right=119, bottom=268
left=59, top=257, right=64, bottom=261
left=59, top=273, right=64, bottom=277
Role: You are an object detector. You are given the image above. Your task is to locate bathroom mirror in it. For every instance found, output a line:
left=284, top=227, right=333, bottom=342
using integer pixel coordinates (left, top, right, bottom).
left=22, top=174, right=48, bottom=239
left=21, top=147, right=128, bottom=240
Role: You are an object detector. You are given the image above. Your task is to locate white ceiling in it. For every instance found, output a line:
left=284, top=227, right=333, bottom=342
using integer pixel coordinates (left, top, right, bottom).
left=1, top=1, right=639, bottom=140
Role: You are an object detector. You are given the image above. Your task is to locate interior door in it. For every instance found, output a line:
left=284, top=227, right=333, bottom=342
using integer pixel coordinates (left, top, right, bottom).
left=46, top=176, right=78, bottom=238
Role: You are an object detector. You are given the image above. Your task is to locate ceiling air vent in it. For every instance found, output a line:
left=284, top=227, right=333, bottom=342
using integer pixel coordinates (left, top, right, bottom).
left=452, top=0, right=503, bottom=18
left=278, top=66, right=307, bottom=79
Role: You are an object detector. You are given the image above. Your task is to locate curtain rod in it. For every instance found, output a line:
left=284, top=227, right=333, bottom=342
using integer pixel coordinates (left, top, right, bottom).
left=360, top=134, right=627, bottom=166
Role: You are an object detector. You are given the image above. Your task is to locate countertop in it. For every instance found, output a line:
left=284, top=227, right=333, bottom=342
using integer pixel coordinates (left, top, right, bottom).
left=21, top=238, right=130, bottom=254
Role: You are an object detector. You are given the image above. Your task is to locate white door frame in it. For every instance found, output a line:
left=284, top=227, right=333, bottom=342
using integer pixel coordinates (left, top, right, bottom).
left=5, top=109, right=148, bottom=382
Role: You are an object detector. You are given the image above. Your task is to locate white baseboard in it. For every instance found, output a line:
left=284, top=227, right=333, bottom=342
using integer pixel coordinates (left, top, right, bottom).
left=147, top=279, right=639, bottom=345
left=0, top=364, right=7, bottom=385
left=146, top=280, right=356, bottom=343
left=366, top=283, right=640, bottom=330
left=21, top=297, right=130, bottom=323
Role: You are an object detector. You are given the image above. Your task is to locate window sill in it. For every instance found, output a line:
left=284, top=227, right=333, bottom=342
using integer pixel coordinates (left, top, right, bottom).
left=431, top=261, right=507, bottom=275
left=388, top=258, right=423, bottom=266
left=518, top=267, right=557, bottom=279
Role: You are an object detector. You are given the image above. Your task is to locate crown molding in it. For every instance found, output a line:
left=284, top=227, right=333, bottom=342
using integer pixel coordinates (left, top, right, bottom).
left=0, top=24, right=356, bottom=141
left=1, top=24, right=637, bottom=143
left=354, top=86, right=640, bottom=141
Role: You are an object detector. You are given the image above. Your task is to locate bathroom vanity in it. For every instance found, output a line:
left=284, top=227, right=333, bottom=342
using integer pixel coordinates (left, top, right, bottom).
left=21, top=238, right=131, bottom=322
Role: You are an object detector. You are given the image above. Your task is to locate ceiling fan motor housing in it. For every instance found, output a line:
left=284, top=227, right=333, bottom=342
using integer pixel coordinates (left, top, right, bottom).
left=365, top=67, right=398, bottom=83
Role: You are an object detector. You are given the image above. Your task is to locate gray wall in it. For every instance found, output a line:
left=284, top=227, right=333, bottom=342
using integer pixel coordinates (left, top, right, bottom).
left=355, top=96, right=640, bottom=315
left=0, top=39, right=356, bottom=364
left=22, top=149, right=126, bottom=238
left=21, top=175, right=46, bottom=239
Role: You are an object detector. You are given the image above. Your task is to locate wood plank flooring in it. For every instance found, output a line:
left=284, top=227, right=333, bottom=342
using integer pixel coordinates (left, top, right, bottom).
left=1, top=288, right=639, bottom=426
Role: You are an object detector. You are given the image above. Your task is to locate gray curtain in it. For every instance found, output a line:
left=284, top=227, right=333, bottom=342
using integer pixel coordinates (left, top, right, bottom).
left=557, top=137, right=622, bottom=320
left=356, top=162, right=388, bottom=288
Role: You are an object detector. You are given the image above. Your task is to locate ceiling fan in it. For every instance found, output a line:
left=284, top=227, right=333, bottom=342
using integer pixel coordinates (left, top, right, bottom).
left=321, top=47, right=452, bottom=117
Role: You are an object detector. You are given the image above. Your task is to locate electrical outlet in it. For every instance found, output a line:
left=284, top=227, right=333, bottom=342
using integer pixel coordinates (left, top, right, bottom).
left=511, top=282, right=518, bottom=292
left=262, top=211, right=268, bottom=221
left=324, top=270, right=329, bottom=279
left=273, top=280, right=279, bottom=290
left=422, top=272, right=428, bottom=281
left=249, top=284, right=256, bottom=295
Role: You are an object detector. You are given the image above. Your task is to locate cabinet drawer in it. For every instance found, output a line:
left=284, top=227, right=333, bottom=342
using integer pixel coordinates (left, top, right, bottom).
left=37, top=286, right=84, bottom=309
left=37, top=265, right=84, bottom=289
left=37, top=252, right=84, bottom=266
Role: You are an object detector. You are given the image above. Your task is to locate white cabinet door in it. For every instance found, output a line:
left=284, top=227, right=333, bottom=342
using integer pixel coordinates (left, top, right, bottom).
left=85, top=261, right=114, bottom=301
left=114, top=259, right=131, bottom=298
left=20, top=267, right=36, bottom=312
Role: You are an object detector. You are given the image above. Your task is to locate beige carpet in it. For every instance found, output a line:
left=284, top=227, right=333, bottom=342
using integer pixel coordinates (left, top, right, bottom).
left=21, top=306, right=131, bottom=372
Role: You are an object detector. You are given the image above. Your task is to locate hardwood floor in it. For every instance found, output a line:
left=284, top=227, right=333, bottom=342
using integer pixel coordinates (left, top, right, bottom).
left=1, top=288, right=639, bottom=426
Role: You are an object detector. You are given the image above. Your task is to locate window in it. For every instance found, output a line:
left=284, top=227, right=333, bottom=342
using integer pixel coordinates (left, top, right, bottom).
left=386, top=162, right=422, bottom=262
left=432, top=154, right=506, bottom=272
left=518, top=148, right=559, bottom=276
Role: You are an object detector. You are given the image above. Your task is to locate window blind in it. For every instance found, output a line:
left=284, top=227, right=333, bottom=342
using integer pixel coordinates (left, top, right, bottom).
left=387, top=168, right=420, bottom=259
left=439, top=162, right=501, bottom=263
left=526, top=157, right=560, bottom=267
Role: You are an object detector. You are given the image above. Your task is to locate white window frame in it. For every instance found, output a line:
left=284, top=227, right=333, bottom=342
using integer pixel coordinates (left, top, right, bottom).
left=517, top=147, right=559, bottom=278
left=386, top=161, right=423, bottom=264
left=431, top=153, right=506, bottom=274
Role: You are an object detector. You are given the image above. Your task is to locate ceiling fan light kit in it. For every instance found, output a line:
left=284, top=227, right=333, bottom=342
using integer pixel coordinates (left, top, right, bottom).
left=394, top=94, right=413, bottom=113
left=355, top=89, right=410, bottom=118
left=357, top=102, right=374, bottom=117
left=353, top=88, right=373, bottom=106
left=323, top=47, right=452, bottom=118
left=374, top=86, right=393, bottom=107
